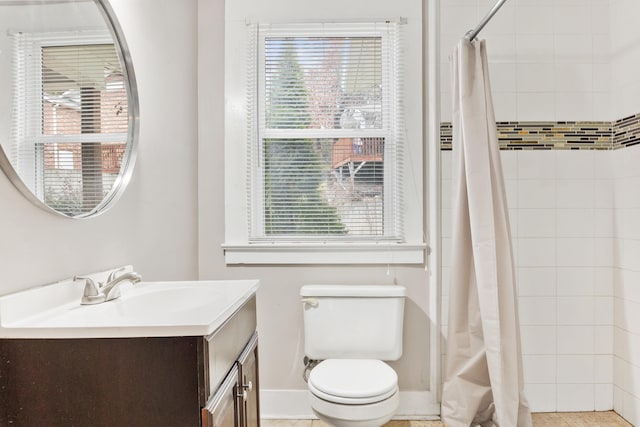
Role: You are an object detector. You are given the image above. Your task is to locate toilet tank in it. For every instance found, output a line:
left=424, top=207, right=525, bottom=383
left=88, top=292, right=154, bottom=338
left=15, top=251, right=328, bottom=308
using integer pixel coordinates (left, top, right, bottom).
left=300, top=285, right=406, bottom=361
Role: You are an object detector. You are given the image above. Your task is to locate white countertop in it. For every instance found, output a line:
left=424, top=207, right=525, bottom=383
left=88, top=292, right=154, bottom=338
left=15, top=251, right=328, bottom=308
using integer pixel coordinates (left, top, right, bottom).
left=0, top=276, right=259, bottom=339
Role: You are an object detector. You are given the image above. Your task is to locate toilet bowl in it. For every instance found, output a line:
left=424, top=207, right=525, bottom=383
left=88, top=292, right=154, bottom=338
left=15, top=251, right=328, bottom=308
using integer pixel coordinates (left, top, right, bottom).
left=300, top=285, right=406, bottom=427
left=307, top=359, right=399, bottom=427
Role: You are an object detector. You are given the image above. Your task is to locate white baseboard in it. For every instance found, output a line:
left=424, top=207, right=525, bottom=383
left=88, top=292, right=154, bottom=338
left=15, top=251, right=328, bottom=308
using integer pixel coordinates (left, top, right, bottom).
left=260, top=390, right=315, bottom=419
left=260, top=389, right=441, bottom=420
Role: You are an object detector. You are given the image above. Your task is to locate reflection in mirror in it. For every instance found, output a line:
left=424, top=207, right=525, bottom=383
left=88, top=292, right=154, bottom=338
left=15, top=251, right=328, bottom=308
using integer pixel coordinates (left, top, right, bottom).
left=0, top=0, right=138, bottom=218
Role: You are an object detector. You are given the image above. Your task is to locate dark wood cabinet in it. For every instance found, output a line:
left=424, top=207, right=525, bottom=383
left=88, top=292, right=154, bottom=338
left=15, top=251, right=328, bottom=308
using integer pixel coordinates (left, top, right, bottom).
left=0, top=296, right=259, bottom=427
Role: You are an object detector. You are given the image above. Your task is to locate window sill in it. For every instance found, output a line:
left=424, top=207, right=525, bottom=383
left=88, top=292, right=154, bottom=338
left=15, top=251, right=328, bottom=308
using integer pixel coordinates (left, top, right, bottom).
left=222, top=242, right=427, bottom=265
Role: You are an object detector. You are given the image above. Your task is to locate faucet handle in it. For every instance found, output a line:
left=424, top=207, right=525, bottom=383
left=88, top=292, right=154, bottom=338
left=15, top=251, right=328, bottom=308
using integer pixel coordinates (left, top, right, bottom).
left=75, top=275, right=98, bottom=295
left=75, top=276, right=105, bottom=305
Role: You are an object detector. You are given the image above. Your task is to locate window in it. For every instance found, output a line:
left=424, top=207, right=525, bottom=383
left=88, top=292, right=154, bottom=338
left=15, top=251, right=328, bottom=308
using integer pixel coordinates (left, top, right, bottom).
left=223, top=20, right=424, bottom=264
left=10, top=30, right=128, bottom=217
left=250, top=23, right=403, bottom=242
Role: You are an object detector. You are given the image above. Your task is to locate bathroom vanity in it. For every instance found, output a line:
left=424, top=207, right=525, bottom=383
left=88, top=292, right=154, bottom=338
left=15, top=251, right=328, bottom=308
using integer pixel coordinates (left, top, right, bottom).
left=0, top=276, right=260, bottom=427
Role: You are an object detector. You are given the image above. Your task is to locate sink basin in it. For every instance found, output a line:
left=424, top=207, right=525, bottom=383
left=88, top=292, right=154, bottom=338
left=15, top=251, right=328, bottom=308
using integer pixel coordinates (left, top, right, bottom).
left=0, top=277, right=260, bottom=338
left=114, top=284, right=225, bottom=316
left=33, top=283, right=238, bottom=323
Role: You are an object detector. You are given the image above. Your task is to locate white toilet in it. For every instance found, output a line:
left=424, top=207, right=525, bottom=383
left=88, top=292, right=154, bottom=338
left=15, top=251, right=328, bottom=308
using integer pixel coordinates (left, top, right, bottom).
left=300, top=284, right=406, bottom=427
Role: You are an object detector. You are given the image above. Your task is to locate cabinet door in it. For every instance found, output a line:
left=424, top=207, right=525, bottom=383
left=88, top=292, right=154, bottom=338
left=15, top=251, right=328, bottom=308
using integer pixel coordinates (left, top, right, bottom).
left=238, top=333, right=260, bottom=427
left=202, top=365, right=240, bottom=427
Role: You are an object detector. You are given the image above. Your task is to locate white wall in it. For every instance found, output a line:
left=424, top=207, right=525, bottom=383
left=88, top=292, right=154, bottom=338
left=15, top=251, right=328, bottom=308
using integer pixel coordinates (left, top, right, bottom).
left=0, top=0, right=199, bottom=295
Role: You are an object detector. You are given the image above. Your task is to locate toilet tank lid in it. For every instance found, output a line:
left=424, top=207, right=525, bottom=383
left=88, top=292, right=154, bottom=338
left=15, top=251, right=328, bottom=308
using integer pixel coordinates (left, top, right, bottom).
left=300, top=285, right=406, bottom=298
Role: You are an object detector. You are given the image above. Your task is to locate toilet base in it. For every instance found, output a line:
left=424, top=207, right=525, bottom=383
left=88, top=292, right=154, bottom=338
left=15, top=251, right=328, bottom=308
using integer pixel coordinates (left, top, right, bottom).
left=309, top=390, right=400, bottom=427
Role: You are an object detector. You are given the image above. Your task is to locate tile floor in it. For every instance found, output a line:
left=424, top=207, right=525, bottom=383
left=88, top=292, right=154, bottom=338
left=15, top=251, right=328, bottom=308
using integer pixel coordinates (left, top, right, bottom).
left=262, top=411, right=633, bottom=427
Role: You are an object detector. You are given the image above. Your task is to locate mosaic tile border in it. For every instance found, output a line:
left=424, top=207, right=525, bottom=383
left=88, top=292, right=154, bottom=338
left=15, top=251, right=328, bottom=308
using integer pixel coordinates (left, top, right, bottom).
left=440, top=121, right=612, bottom=151
left=613, top=113, right=640, bottom=148
left=440, top=113, right=640, bottom=151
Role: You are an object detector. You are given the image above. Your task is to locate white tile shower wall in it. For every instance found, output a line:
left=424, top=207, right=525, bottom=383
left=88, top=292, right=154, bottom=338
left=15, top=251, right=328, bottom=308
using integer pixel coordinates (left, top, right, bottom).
left=612, top=144, right=640, bottom=425
left=440, top=0, right=611, bottom=123
left=441, top=150, right=614, bottom=413
left=610, top=0, right=640, bottom=119
left=438, top=0, right=640, bottom=418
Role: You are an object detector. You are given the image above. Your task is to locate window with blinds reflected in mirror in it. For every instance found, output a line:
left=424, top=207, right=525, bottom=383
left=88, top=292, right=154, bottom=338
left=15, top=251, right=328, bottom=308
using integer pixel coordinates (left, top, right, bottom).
left=10, top=31, right=127, bottom=217
left=248, top=22, right=404, bottom=243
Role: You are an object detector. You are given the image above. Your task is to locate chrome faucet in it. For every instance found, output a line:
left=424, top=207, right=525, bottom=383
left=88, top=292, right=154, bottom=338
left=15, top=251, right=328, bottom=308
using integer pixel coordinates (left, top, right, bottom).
left=76, top=269, right=142, bottom=305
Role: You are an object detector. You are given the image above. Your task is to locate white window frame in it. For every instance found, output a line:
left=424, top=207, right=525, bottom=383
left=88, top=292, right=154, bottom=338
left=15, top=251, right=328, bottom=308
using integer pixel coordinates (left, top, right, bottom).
left=223, top=20, right=425, bottom=265
left=253, top=24, right=399, bottom=242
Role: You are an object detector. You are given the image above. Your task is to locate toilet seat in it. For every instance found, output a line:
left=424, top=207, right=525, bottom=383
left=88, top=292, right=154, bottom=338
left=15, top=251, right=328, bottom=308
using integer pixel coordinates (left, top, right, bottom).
left=308, top=359, right=398, bottom=405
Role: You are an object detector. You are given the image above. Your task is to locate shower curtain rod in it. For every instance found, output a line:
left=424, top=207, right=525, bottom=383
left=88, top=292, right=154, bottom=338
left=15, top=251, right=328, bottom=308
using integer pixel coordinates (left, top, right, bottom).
left=464, top=0, right=508, bottom=41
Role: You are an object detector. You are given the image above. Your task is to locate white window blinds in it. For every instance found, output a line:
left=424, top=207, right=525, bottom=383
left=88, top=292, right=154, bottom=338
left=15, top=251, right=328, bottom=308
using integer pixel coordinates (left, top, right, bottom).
left=10, top=31, right=128, bottom=217
left=248, top=22, right=404, bottom=242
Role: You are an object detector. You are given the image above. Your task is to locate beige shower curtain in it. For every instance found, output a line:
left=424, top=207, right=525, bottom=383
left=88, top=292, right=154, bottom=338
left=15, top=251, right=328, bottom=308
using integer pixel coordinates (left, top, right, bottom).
left=441, top=39, right=532, bottom=427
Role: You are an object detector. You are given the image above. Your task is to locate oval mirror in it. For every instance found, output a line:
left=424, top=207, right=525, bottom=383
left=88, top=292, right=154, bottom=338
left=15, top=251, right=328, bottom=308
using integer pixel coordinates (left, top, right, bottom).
left=0, top=0, right=138, bottom=218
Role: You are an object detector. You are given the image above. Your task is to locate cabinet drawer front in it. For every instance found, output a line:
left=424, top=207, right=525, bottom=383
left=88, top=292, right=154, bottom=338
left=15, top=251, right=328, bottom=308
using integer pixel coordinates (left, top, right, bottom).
left=206, top=296, right=256, bottom=396
left=202, top=364, right=239, bottom=427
